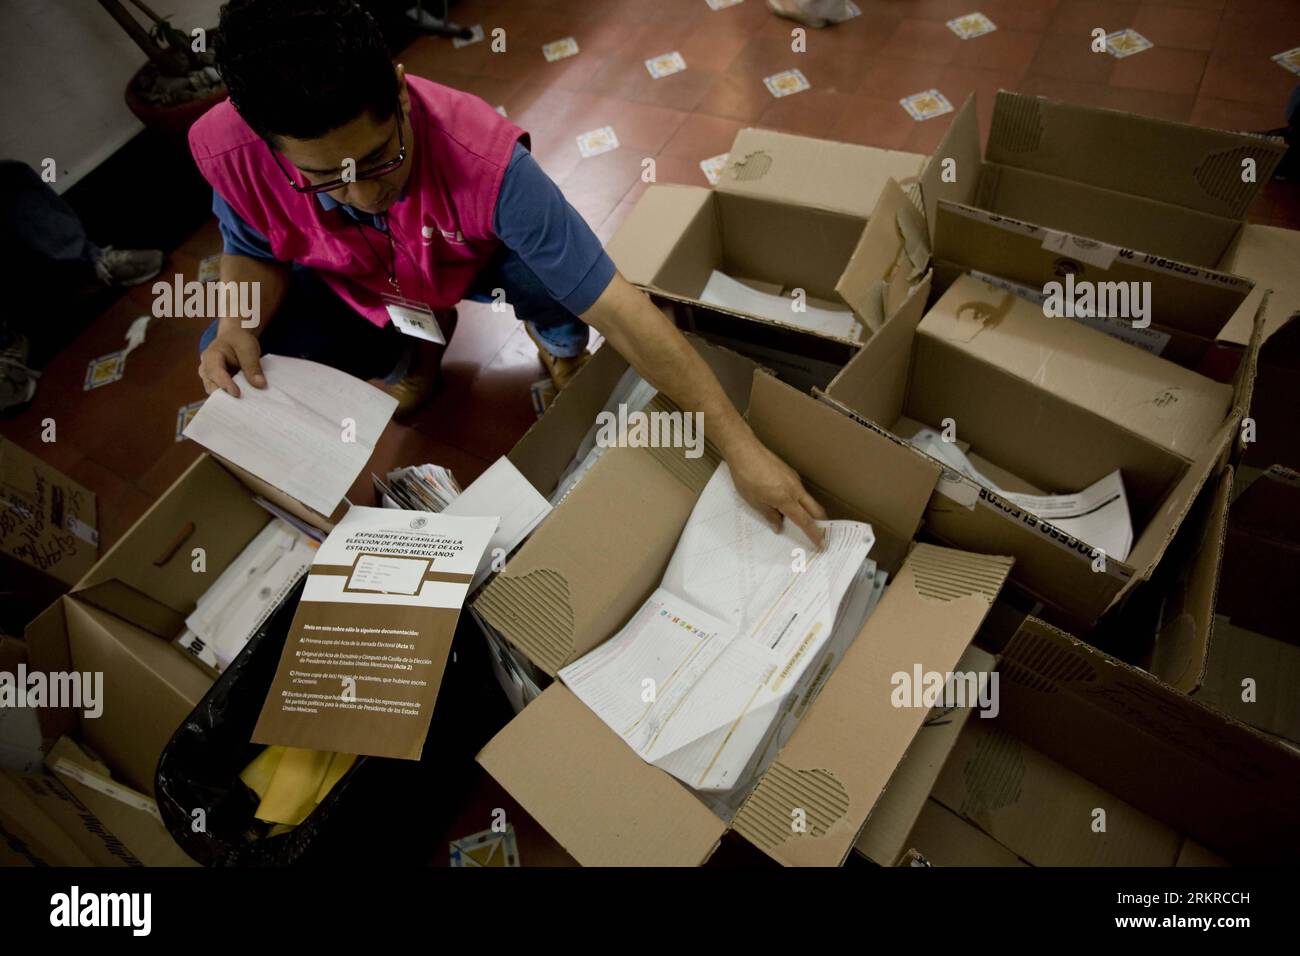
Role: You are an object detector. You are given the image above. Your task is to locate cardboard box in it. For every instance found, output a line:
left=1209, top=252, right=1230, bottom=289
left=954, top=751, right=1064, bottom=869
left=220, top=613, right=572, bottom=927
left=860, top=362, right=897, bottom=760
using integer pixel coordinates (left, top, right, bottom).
left=819, top=268, right=1256, bottom=629
left=909, top=616, right=1294, bottom=868
left=927, top=616, right=1300, bottom=865
left=474, top=372, right=1015, bottom=865
left=0, top=736, right=195, bottom=866
left=1218, top=464, right=1300, bottom=645
left=1197, top=616, right=1300, bottom=746
left=922, top=92, right=1285, bottom=271
left=608, top=129, right=930, bottom=391
left=474, top=335, right=762, bottom=713
left=25, top=454, right=333, bottom=794
left=925, top=91, right=1299, bottom=385
left=0, top=439, right=99, bottom=634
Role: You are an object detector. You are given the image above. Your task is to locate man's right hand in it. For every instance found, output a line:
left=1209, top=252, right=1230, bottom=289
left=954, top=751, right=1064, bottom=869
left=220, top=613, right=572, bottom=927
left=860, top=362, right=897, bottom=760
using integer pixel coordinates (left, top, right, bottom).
left=198, top=328, right=266, bottom=398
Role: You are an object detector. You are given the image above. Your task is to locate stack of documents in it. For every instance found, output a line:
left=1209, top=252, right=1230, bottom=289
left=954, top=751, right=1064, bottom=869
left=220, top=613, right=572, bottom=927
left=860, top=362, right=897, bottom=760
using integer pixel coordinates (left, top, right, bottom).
left=377, top=457, right=552, bottom=594
left=909, top=428, right=1134, bottom=561
left=559, top=462, right=886, bottom=795
left=174, top=517, right=318, bottom=674
left=374, top=464, right=461, bottom=511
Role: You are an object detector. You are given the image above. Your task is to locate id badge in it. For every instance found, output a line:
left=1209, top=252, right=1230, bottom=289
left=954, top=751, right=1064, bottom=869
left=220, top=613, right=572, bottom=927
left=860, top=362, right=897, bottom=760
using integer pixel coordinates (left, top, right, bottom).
left=383, top=293, right=445, bottom=345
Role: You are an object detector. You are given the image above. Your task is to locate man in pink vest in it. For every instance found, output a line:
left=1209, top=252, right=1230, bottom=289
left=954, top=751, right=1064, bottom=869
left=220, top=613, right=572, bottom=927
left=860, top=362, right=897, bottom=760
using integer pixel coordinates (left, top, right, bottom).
left=191, top=0, right=824, bottom=543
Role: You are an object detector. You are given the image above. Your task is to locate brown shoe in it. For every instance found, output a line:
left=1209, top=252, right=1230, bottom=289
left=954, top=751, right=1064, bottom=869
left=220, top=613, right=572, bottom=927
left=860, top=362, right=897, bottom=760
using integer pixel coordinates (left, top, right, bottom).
left=378, top=309, right=458, bottom=418
left=524, top=322, right=591, bottom=391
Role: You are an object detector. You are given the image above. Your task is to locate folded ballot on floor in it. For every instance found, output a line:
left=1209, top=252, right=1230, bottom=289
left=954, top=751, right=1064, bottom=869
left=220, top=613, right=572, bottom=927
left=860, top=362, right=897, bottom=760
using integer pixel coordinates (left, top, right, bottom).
left=559, top=462, right=883, bottom=794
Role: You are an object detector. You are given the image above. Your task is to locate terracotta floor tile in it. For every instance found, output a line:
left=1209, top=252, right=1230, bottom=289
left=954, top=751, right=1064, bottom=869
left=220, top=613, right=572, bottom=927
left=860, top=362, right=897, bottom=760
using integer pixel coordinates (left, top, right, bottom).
left=755, top=89, right=854, bottom=139
left=595, top=200, right=638, bottom=247
left=1132, top=2, right=1222, bottom=50
left=694, top=71, right=779, bottom=122
left=827, top=96, right=921, bottom=150
left=856, top=57, right=949, bottom=101
left=1200, top=51, right=1299, bottom=107
left=878, top=17, right=963, bottom=64
left=660, top=112, right=745, bottom=161
left=951, top=29, right=1044, bottom=76
left=1110, top=46, right=1209, bottom=94
left=982, top=0, right=1062, bottom=33
left=902, top=108, right=958, bottom=154
left=1048, top=0, right=1143, bottom=36
left=1016, top=75, right=1114, bottom=109
left=1028, top=31, right=1118, bottom=84
left=624, top=154, right=708, bottom=206
left=1101, top=85, right=1196, bottom=122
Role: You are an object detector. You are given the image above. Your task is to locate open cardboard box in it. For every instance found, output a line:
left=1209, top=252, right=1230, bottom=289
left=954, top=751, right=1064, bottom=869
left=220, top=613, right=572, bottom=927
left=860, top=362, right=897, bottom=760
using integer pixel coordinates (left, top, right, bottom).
left=474, top=334, right=761, bottom=713
left=473, top=372, right=1015, bottom=866
left=0, top=439, right=99, bottom=635
left=925, top=91, right=1296, bottom=380
left=898, top=616, right=1300, bottom=866
left=819, top=248, right=1260, bottom=629
left=607, top=128, right=931, bottom=391
left=24, top=454, right=333, bottom=794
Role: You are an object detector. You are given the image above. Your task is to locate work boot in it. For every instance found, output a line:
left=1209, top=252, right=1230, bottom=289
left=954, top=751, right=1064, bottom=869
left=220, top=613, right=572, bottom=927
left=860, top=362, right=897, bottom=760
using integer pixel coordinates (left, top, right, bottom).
left=94, top=246, right=165, bottom=286
left=379, top=308, right=458, bottom=418
left=524, top=322, right=591, bottom=391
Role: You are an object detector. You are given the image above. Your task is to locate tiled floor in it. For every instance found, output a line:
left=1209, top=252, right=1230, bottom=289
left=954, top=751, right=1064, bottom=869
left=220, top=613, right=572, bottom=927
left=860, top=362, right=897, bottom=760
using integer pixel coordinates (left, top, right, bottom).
left=4, top=0, right=1300, bottom=865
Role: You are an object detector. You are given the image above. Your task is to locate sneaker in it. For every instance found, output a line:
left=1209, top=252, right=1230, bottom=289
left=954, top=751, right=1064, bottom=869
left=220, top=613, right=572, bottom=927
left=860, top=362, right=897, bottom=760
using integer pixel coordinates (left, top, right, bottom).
left=524, top=322, right=592, bottom=391
left=0, top=331, right=38, bottom=413
left=94, top=247, right=164, bottom=287
left=379, top=308, right=458, bottom=418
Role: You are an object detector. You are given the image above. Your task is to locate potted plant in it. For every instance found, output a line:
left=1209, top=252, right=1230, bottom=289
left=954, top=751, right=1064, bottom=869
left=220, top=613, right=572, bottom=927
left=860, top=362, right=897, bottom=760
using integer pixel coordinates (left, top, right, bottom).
left=98, top=0, right=226, bottom=136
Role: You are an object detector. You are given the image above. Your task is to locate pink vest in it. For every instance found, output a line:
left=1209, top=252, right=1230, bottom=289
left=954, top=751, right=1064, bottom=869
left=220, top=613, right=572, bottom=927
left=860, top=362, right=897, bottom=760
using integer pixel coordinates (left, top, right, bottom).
left=189, top=75, right=525, bottom=327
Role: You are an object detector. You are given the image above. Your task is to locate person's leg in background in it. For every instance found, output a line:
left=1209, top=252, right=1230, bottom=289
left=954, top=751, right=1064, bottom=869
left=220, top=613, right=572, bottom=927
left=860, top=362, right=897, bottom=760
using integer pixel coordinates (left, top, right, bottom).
left=0, top=160, right=163, bottom=290
left=469, top=248, right=593, bottom=390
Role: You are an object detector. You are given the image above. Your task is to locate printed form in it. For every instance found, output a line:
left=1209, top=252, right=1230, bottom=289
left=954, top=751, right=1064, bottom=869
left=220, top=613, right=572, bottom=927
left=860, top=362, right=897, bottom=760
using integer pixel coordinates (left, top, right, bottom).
left=560, top=463, right=876, bottom=793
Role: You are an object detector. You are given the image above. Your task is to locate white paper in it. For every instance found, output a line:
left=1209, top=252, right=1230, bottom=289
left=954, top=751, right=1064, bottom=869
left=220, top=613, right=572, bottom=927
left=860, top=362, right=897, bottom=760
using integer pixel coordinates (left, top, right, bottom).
left=700, top=270, right=860, bottom=341
left=910, top=428, right=1133, bottom=561
left=560, top=463, right=876, bottom=792
left=444, top=457, right=552, bottom=591
left=183, top=355, right=398, bottom=516
left=183, top=517, right=316, bottom=671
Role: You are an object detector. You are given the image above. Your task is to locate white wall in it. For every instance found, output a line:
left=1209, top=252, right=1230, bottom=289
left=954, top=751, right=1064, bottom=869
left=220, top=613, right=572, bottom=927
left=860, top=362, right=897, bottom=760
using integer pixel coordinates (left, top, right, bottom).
left=0, top=0, right=223, bottom=192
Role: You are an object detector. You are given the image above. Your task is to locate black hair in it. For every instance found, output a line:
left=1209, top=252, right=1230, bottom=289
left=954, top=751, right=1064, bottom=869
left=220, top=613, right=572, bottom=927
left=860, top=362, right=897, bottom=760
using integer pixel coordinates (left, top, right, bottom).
left=214, top=0, right=398, bottom=141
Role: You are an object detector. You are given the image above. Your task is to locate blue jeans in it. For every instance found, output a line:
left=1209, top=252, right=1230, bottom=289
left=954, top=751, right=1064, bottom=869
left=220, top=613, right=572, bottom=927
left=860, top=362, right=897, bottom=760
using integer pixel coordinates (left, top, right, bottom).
left=199, top=247, right=591, bottom=379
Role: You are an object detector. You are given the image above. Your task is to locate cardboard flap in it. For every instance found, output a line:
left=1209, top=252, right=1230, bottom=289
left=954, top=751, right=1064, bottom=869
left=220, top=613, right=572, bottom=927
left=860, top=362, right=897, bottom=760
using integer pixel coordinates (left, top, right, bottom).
left=1148, top=467, right=1232, bottom=693
left=746, top=371, right=939, bottom=572
left=853, top=644, right=995, bottom=864
left=71, top=455, right=270, bottom=638
left=996, top=617, right=1300, bottom=863
left=835, top=178, right=930, bottom=328
left=717, top=127, right=926, bottom=218
left=733, top=544, right=1012, bottom=866
left=606, top=184, right=712, bottom=288
left=986, top=91, right=1283, bottom=220
left=477, top=684, right=726, bottom=866
left=919, top=93, right=980, bottom=239
left=475, top=446, right=700, bottom=676
left=1219, top=224, right=1300, bottom=346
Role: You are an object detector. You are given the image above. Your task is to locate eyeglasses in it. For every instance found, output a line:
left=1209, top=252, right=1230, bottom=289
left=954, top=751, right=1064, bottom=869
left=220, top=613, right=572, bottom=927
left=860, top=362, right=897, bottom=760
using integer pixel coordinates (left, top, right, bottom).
left=266, top=107, right=407, bottom=195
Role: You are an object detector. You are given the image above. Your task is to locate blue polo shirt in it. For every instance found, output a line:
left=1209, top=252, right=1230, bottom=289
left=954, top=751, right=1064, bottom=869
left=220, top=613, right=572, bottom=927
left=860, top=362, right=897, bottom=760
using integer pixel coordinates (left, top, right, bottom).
left=212, top=142, right=615, bottom=316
